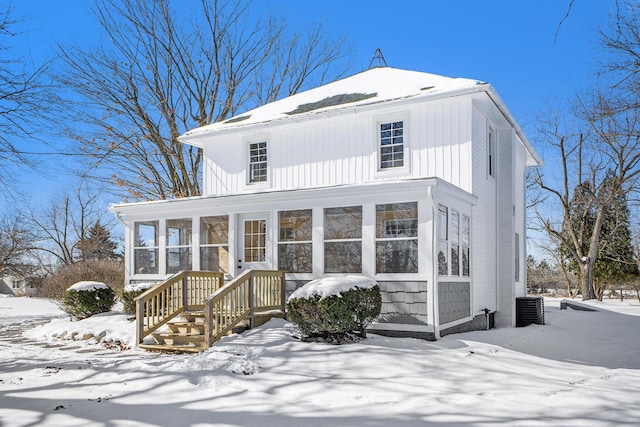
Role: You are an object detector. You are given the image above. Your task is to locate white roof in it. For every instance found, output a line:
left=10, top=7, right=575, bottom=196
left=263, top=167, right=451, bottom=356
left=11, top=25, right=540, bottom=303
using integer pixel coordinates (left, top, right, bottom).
left=180, top=67, right=484, bottom=140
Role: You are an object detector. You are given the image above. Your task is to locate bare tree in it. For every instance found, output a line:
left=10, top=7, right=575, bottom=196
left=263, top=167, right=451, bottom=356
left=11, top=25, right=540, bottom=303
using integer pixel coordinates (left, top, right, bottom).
left=0, top=214, right=36, bottom=276
left=57, top=0, right=349, bottom=201
left=0, top=4, right=53, bottom=194
left=28, top=188, right=116, bottom=268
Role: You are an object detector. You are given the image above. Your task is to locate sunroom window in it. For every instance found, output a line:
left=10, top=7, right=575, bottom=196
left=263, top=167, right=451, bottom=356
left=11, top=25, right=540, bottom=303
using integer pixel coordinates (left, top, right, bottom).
left=166, top=218, right=192, bottom=274
left=134, top=221, right=159, bottom=274
left=380, top=121, right=404, bottom=169
left=278, top=209, right=312, bottom=273
left=375, top=202, right=418, bottom=273
left=200, top=216, right=229, bottom=273
left=324, top=206, right=362, bottom=273
left=438, top=205, right=471, bottom=277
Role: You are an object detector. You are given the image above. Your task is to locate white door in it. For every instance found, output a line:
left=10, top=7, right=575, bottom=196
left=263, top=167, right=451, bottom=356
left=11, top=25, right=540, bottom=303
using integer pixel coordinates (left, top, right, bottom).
left=237, top=213, right=269, bottom=274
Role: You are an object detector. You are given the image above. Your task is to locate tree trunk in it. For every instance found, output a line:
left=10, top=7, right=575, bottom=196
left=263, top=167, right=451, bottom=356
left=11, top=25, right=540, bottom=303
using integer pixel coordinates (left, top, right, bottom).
left=580, top=263, right=596, bottom=300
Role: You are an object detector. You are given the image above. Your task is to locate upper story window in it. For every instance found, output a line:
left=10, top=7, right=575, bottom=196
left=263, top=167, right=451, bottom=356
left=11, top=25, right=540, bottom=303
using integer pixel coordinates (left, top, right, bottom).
left=248, top=141, right=268, bottom=183
left=487, top=126, right=495, bottom=178
left=380, top=121, right=404, bottom=169
left=134, top=220, right=159, bottom=274
left=166, top=218, right=192, bottom=274
left=375, top=202, right=418, bottom=273
left=278, top=209, right=312, bottom=273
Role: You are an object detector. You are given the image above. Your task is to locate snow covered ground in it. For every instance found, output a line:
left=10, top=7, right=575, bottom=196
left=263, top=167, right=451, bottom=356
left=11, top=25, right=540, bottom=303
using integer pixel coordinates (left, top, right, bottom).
left=1, top=296, right=639, bottom=426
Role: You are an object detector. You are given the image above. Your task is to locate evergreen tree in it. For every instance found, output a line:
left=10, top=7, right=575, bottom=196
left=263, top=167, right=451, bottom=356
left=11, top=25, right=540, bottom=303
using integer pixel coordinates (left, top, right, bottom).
left=77, top=221, right=120, bottom=261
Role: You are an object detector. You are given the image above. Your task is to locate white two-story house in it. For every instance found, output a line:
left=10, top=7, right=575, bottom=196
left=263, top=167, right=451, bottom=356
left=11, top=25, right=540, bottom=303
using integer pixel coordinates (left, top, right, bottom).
left=109, top=66, right=541, bottom=339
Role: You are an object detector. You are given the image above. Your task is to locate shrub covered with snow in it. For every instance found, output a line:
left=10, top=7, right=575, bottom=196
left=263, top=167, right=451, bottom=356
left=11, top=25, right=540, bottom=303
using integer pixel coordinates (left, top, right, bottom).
left=120, top=282, right=157, bottom=314
left=287, top=276, right=382, bottom=340
left=61, top=281, right=116, bottom=320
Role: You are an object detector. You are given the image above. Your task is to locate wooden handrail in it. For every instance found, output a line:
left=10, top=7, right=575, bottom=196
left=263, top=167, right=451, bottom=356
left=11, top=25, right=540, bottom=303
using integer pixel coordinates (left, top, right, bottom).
left=204, top=270, right=286, bottom=347
left=134, top=271, right=225, bottom=345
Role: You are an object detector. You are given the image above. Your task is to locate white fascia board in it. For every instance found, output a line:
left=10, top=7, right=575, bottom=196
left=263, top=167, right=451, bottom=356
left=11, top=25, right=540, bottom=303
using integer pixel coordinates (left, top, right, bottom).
left=108, top=177, right=477, bottom=219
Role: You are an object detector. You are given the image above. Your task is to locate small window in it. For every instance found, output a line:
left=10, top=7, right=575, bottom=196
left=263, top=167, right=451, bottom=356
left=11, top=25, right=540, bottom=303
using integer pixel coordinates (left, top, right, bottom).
left=278, top=210, right=312, bottom=273
left=380, top=121, right=404, bottom=169
left=462, top=215, right=470, bottom=276
left=200, top=216, right=229, bottom=273
left=515, top=233, right=520, bottom=281
left=134, top=221, right=159, bottom=274
left=324, top=206, right=362, bottom=273
left=437, top=205, right=448, bottom=275
left=488, top=126, right=495, bottom=178
left=248, top=141, right=267, bottom=183
left=166, top=218, right=192, bottom=274
left=376, top=202, right=418, bottom=273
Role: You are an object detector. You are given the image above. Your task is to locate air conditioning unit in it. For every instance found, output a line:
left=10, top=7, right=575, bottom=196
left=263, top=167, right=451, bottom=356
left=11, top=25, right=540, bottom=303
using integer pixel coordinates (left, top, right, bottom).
left=515, top=297, right=544, bottom=327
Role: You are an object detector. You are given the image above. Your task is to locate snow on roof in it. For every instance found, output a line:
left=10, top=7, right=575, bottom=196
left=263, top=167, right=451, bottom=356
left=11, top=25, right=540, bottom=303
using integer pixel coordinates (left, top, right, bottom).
left=288, top=275, right=378, bottom=302
left=68, top=281, right=109, bottom=291
left=181, top=67, right=485, bottom=141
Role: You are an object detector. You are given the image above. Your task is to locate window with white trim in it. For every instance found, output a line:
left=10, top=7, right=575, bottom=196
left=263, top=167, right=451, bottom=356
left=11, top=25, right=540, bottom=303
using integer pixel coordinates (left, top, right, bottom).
left=324, top=206, right=362, bottom=273
left=200, top=216, right=229, bottom=273
left=487, top=126, right=495, bottom=178
left=376, top=202, right=418, bottom=273
left=379, top=121, right=404, bottom=169
left=438, top=205, right=471, bottom=277
left=248, top=141, right=267, bottom=183
left=134, top=221, right=159, bottom=274
left=278, top=209, right=312, bottom=273
left=166, top=218, right=192, bottom=274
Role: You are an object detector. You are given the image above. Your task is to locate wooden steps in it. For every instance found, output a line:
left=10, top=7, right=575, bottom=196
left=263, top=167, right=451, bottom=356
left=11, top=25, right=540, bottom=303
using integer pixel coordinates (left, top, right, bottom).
left=138, top=310, right=283, bottom=353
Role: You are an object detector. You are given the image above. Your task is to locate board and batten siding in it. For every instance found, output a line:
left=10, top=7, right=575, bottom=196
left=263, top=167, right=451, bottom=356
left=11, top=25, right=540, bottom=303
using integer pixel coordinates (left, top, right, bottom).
left=514, top=137, right=528, bottom=297
left=201, top=96, right=475, bottom=197
left=469, top=102, right=498, bottom=314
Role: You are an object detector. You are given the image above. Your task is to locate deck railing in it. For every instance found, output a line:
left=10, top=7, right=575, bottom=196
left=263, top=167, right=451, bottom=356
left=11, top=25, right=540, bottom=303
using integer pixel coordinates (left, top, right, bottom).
left=134, top=271, right=225, bottom=344
left=204, top=270, right=286, bottom=347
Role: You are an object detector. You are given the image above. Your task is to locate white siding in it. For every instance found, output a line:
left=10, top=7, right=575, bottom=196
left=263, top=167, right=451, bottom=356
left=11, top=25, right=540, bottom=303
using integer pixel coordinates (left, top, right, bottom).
left=515, top=137, right=528, bottom=297
left=470, top=102, right=497, bottom=314
left=202, top=97, right=474, bottom=196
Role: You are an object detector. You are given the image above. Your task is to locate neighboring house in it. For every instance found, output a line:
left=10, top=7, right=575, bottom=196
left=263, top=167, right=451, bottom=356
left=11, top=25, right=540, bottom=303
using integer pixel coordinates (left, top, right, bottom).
left=109, top=66, right=541, bottom=339
left=0, top=275, right=37, bottom=296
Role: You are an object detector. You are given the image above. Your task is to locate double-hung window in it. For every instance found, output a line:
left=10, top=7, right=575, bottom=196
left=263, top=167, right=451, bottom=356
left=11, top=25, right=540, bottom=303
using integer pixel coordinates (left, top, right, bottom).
left=380, top=121, right=404, bottom=169
left=134, top=221, right=159, bottom=274
left=200, top=216, right=229, bottom=273
left=375, top=202, right=418, bottom=273
left=278, top=210, right=312, bottom=273
left=248, top=141, right=268, bottom=183
left=324, top=206, right=362, bottom=273
left=166, top=218, right=192, bottom=274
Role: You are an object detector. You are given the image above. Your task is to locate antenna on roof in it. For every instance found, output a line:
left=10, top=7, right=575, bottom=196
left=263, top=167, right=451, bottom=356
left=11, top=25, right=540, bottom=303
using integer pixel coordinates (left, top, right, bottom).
left=368, top=48, right=388, bottom=69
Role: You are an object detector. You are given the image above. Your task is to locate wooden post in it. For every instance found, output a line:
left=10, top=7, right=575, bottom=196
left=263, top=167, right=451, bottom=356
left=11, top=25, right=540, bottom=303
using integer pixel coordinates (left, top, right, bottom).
left=204, top=299, right=212, bottom=348
left=249, top=272, right=255, bottom=329
left=135, top=297, right=145, bottom=345
left=182, top=274, right=189, bottom=312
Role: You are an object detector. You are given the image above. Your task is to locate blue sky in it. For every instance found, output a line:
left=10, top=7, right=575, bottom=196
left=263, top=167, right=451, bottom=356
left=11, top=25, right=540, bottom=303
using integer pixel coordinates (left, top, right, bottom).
left=9, top=0, right=610, bottom=206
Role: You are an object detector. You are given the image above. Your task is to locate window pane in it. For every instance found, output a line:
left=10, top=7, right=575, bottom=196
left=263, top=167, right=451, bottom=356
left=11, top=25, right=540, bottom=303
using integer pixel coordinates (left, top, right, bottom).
left=376, top=202, right=418, bottom=238
left=324, top=206, right=362, bottom=239
left=451, top=244, right=460, bottom=276
left=167, top=218, right=192, bottom=247
left=462, top=215, right=470, bottom=246
left=451, top=210, right=459, bottom=243
left=135, top=221, right=158, bottom=247
left=135, top=248, right=158, bottom=274
left=201, top=216, right=228, bottom=245
left=437, top=240, right=448, bottom=275
left=249, top=141, right=268, bottom=183
left=438, top=205, right=448, bottom=240
left=278, top=243, right=312, bottom=273
left=279, top=210, right=312, bottom=241
left=324, top=241, right=362, bottom=273
left=201, top=246, right=229, bottom=273
left=376, top=240, right=418, bottom=273
left=244, top=220, right=266, bottom=262
left=380, top=120, right=404, bottom=169
left=462, top=247, right=470, bottom=276
left=167, top=248, right=192, bottom=274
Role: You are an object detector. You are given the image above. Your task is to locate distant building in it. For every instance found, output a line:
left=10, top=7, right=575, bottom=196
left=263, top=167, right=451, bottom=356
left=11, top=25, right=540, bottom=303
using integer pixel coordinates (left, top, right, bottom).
left=0, top=275, right=37, bottom=296
left=110, top=67, right=541, bottom=339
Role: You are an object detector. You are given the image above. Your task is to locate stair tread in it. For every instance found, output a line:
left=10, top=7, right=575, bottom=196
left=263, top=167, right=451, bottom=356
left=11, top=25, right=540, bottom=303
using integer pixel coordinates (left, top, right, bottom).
left=139, top=343, right=205, bottom=353
left=154, top=332, right=204, bottom=338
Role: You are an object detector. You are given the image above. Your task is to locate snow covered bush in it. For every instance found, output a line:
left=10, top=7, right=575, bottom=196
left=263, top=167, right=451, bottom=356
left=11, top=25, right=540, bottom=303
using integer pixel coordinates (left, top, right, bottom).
left=286, top=276, right=382, bottom=341
left=61, top=281, right=116, bottom=320
left=120, top=282, right=157, bottom=315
